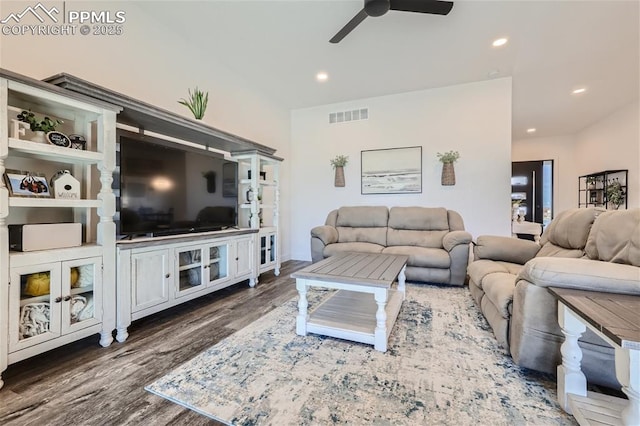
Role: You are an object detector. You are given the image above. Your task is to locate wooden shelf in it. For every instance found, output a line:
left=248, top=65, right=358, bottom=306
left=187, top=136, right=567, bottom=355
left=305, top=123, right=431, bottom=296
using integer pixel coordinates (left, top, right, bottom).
left=8, top=138, right=102, bottom=164
left=20, top=294, right=50, bottom=307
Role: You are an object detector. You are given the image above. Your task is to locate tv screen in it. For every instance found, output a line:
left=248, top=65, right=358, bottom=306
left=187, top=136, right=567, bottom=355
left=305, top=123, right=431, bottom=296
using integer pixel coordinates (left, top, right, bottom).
left=118, top=135, right=238, bottom=236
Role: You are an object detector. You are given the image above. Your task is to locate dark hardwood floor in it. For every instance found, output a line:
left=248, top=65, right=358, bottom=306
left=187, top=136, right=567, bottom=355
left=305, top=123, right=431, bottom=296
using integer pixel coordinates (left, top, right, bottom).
left=0, top=260, right=310, bottom=426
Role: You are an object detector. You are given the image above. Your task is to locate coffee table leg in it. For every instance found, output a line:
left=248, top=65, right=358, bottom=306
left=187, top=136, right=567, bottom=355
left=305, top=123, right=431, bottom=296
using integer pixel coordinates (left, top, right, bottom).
left=616, top=347, right=640, bottom=426
left=296, top=279, right=308, bottom=336
left=374, top=289, right=388, bottom=352
left=557, top=302, right=587, bottom=414
left=398, top=265, right=406, bottom=300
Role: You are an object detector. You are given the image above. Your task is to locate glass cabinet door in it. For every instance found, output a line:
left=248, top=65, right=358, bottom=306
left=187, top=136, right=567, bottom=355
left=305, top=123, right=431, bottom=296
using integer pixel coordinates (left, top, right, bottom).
left=9, top=262, right=62, bottom=352
left=260, top=235, right=268, bottom=266
left=269, top=234, right=276, bottom=263
left=176, top=247, right=205, bottom=297
left=206, top=244, right=229, bottom=285
left=61, top=257, right=102, bottom=335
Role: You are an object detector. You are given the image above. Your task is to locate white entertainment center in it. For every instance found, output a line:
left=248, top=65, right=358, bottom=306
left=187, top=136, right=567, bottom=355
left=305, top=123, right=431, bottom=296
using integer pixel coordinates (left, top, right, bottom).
left=0, top=69, right=283, bottom=388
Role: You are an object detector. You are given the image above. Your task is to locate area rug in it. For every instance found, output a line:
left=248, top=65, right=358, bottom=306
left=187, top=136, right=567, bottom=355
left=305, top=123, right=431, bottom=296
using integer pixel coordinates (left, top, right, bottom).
left=146, top=284, right=575, bottom=425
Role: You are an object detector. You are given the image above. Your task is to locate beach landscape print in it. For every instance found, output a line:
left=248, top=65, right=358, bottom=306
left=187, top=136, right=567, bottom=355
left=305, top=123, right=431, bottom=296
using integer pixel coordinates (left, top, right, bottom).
left=361, top=146, right=422, bottom=194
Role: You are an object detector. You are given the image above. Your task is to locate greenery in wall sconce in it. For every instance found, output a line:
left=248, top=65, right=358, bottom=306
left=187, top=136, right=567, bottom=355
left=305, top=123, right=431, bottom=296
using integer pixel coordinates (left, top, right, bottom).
left=436, top=150, right=460, bottom=164
left=179, top=87, right=209, bottom=120
left=330, top=155, right=348, bottom=187
left=330, top=155, right=349, bottom=169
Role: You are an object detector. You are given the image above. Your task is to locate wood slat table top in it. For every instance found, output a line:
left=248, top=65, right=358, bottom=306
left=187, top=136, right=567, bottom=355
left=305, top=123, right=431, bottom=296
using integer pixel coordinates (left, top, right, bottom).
left=291, top=252, right=409, bottom=288
left=548, top=287, right=640, bottom=349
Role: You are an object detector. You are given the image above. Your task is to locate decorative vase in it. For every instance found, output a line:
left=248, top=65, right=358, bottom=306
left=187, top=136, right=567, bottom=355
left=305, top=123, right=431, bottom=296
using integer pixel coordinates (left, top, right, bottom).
left=334, top=166, right=345, bottom=187
left=30, top=131, right=46, bottom=144
left=441, top=162, right=456, bottom=186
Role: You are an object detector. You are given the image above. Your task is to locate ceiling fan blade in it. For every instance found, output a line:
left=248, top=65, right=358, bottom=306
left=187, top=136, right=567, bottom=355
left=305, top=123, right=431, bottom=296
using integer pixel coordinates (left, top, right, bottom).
left=330, top=9, right=369, bottom=43
left=389, top=0, right=454, bottom=15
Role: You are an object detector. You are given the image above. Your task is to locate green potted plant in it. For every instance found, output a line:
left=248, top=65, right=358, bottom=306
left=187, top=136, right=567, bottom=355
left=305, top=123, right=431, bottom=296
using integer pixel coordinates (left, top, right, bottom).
left=178, top=87, right=209, bottom=120
left=436, top=150, right=460, bottom=185
left=606, top=179, right=624, bottom=209
left=330, top=155, right=348, bottom=187
left=17, top=110, right=63, bottom=143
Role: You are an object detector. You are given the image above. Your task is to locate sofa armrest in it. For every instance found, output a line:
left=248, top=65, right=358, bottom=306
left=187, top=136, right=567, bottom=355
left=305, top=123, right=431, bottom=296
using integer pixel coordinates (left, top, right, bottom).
left=311, top=225, right=338, bottom=245
left=443, top=230, right=472, bottom=252
left=473, top=235, right=540, bottom=264
left=517, top=257, right=640, bottom=294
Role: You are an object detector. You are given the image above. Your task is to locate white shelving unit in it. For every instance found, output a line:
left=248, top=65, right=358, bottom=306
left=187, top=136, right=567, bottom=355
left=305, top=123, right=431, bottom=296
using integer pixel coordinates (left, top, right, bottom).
left=0, top=69, right=121, bottom=390
left=232, top=150, right=282, bottom=281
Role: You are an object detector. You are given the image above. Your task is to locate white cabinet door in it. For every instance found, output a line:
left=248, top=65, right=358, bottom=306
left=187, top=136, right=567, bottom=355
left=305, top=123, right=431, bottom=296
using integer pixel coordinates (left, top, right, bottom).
left=131, top=249, right=171, bottom=312
left=9, top=262, right=62, bottom=352
left=205, top=243, right=230, bottom=287
left=175, top=246, right=206, bottom=299
left=235, top=237, right=254, bottom=279
left=61, top=257, right=103, bottom=335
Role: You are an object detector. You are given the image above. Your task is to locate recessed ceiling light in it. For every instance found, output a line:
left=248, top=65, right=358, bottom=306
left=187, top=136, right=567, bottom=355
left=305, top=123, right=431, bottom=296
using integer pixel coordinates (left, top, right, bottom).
left=572, top=87, right=587, bottom=95
left=526, top=128, right=537, bottom=134
left=492, top=38, right=508, bottom=47
left=316, top=72, right=329, bottom=82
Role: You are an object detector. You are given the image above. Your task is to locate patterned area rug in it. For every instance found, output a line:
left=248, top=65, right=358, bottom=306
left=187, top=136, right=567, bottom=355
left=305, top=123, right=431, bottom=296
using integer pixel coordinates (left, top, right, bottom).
left=146, top=284, right=576, bottom=425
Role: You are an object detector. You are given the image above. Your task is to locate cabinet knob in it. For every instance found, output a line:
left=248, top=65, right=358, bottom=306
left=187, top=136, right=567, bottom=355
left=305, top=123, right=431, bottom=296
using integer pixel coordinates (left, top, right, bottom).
left=204, top=265, right=209, bottom=269
left=54, top=297, right=62, bottom=303
left=63, top=295, right=72, bottom=302
left=165, top=273, right=170, bottom=278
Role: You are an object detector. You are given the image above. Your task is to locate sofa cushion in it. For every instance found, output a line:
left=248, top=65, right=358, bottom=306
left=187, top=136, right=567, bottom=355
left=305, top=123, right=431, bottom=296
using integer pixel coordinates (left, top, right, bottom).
left=482, top=273, right=516, bottom=319
left=388, top=207, right=449, bottom=230
left=585, top=208, right=640, bottom=267
left=387, top=207, right=449, bottom=248
left=336, top=206, right=389, bottom=227
left=382, top=246, right=450, bottom=268
left=335, top=206, right=389, bottom=246
left=324, top=242, right=384, bottom=257
left=537, top=208, right=600, bottom=254
left=467, top=260, right=523, bottom=289
left=386, top=229, right=448, bottom=248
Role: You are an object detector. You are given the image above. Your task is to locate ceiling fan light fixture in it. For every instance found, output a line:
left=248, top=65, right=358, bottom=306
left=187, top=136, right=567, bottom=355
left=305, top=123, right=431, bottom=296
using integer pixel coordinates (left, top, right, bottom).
left=492, top=37, right=508, bottom=47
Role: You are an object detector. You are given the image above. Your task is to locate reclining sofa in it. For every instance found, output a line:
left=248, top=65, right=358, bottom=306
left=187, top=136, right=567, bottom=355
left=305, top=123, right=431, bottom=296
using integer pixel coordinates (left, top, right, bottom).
left=310, top=206, right=472, bottom=285
left=468, top=207, right=640, bottom=388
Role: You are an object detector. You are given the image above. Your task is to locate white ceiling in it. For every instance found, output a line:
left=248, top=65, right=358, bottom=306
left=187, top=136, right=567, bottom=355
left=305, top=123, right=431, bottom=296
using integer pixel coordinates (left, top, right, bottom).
left=141, top=1, right=639, bottom=139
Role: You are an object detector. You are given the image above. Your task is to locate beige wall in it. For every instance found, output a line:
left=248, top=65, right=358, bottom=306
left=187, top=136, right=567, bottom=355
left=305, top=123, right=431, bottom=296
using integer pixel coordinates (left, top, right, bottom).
left=513, top=101, right=639, bottom=214
left=290, top=78, right=513, bottom=260
left=574, top=101, right=639, bottom=208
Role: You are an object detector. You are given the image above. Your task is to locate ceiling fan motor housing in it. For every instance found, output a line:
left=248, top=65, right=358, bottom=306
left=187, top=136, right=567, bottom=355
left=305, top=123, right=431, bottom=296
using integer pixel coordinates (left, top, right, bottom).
left=365, top=0, right=390, bottom=17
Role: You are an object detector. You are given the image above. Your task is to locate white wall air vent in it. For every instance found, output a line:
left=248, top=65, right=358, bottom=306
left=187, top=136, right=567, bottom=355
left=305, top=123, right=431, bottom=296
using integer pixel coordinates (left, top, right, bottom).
left=329, top=108, right=368, bottom=124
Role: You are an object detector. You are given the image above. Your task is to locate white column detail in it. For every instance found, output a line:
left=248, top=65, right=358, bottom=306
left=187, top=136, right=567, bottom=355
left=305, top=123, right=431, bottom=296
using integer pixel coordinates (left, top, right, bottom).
left=374, top=288, right=388, bottom=352
left=557, top=302, right=587, bottom=414
left=296, top=280, right=308, bottom=336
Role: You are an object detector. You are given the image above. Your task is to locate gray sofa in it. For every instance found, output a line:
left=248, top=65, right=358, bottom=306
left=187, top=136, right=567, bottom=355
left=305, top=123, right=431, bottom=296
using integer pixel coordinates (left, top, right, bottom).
left=468, top=207, right=640, bottom=388
left=310, top=206, right=472, bottom=285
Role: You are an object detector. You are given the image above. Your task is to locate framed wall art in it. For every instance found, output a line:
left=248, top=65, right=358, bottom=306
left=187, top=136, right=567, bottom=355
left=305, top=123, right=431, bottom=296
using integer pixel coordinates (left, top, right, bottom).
left=3, top=169, right=52, bottom=198
left=361, top=146, right=422, bottom=194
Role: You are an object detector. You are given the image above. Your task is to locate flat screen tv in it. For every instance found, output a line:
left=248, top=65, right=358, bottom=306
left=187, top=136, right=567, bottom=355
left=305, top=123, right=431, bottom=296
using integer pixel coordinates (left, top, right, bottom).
left=117, top=133, right=238, bottom=237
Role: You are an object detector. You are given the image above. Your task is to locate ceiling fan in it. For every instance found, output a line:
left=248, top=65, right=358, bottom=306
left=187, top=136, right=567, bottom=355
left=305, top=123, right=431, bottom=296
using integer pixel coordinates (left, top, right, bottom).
left=330, top=0, right=454, bottom=44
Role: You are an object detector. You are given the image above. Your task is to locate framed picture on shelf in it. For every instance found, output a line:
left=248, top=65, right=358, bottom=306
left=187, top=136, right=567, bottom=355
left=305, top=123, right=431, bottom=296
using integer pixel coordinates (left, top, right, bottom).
left=3, top=169, right=52, bottom=198
left=361, top=146, right=422, bottom=194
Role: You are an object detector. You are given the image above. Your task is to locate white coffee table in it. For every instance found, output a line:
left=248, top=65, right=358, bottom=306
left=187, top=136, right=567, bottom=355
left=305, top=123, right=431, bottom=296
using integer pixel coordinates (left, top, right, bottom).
left=291, top=252, right=408, bottom=352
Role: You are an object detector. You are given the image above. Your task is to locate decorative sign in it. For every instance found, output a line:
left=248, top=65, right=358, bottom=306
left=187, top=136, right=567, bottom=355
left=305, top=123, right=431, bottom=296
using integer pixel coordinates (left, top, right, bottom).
left=46, top=131, right=71, bottom=148
left=69, top=134, right=87, bottom=150
left=50, top=170, right=80, bottom=199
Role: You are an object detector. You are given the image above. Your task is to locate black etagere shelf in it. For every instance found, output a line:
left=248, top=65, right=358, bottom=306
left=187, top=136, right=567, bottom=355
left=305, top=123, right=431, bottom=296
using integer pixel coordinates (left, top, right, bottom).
left=578, top=169, right=628, bottom=209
